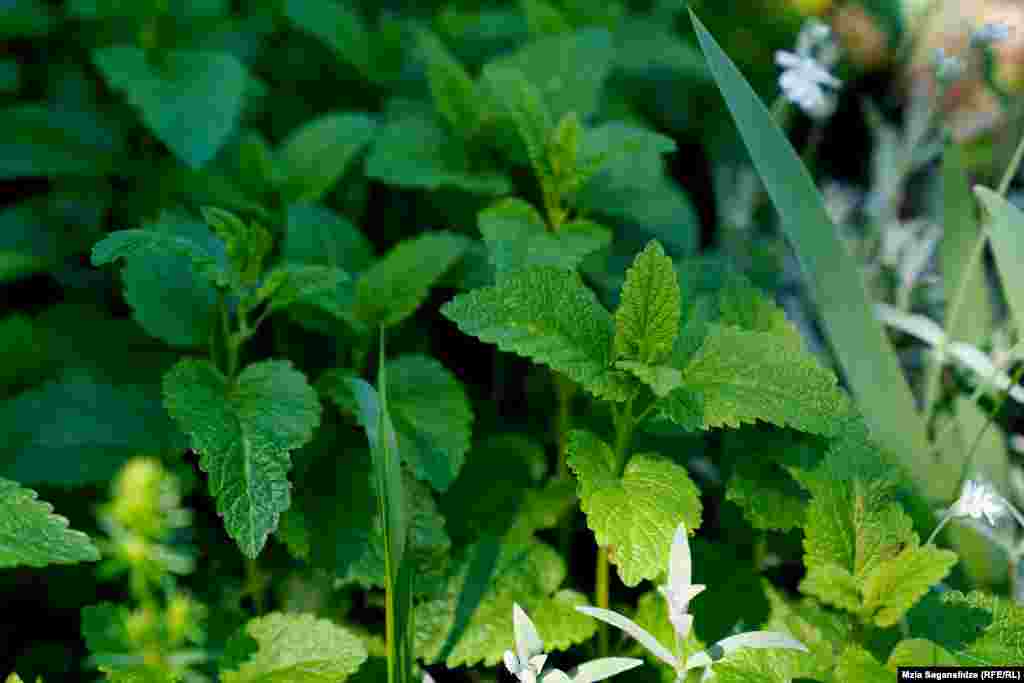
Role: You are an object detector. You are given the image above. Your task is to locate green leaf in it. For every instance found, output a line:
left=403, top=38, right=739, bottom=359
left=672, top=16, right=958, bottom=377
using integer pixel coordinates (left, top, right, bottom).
left=943, top=142, right=991, bottom=344
left=415, top=540, right=597, bottom=668
left=285, top=203, right=374, bottom=273
left=91, top=228, right=225, bottom=290
left=691, top=11, right=938, bottom=500
left=1, top=0, right=56, bottom=39
left=366, top=115, right=512, bottom=195
left=283, top=0, right=375, bottom=83
left=860, top=545, right=957, bottom=627
left=354, top=231, right=470, bottom=328
left=763, top=583, right=852, bottom=678
left=92, top=47, right=248, bottom=169
left=975, top=186, right=1024, bottom=343
left=664, top=324, right=849, bottom=436
left=566, top=430, right=702, bottom=587
left=478, top=198, right=611, bottom=277
left=887, top=639, right=959, bottom=666
left=614, top=361, right=682, bottom=398
left=521, top=0, right=572, bottom=37
left=441, top=266, right=632, bottom=402
left=484, top=28, right=613, bottom=122
left=709, top=647, right=815, bottom=683
left=384, top=354, right=473, bottom=493
left=0, top=105, right=119, bottom=178
left=256, top=264, right=350, bottom=318
left=276, top=113, right=376, bottom=203
left=715, top=274, right=802, bottom=350
left=0, top=375, right=186, bottom=486
left=725, top=457, right=808, bottom=533
left=220, top=612, right=368, bottom=683
left=940, top=591, right=1024, bottom=665
left=613, top=240, right=680, bottom=364
left=163, top=359, right=321, bottom=558
left=0, top=477, right=99, bottom=568
left=115, top=214, right=221, bottom=348
left=201, top=207, right=273, bottom=290
left=833, top=645, right=889, bottom=681
left=416, top=29, right=483, bottom=135
left=481, top=66, right=553, bottom=184
left=578, top=122, right=677, bottom=188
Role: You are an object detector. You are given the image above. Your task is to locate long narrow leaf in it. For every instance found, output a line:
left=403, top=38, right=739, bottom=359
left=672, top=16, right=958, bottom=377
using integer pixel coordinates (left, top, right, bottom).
left=689, top=11, right=944, bottom=501
left=975, top=187, right=1024, bottom=344
left=350, top=331, right=413, bottom=683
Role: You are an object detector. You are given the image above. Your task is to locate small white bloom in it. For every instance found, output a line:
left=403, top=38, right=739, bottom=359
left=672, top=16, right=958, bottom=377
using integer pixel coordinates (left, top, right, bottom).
left=972, top=21, right=1012, bottom=46
left=776, top=18, right=842, bottom=119
left=658, top=523, right=706, bottom=639
left=951, top=480, right=1006, bottom=526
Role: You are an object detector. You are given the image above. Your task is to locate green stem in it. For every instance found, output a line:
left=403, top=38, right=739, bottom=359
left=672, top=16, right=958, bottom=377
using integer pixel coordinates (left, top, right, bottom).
left=596, top=396, right=637, bottom=658
left=553, top=371, right=573, bottom=479
left=925, top=513, right=953, bottom=546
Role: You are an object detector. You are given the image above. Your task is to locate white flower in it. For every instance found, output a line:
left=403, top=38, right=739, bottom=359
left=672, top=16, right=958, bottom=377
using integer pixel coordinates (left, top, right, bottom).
left=951, top=479, right=1006, bottom=526
left=775, top=19, right=842, bottom=119
left=576, top=523, right=808, bottom=680
left=505, top=603, right=643, bottom=683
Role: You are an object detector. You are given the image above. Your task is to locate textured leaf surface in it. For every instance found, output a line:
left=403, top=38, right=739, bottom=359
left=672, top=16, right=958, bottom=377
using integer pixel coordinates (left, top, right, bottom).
left=566, top=430, right=702, bottom=586
left=614, top=361, right=682, bottom=398
left=763, top=583, right=852, bottom=678
left=354, top=231, right=469, bottom=328
left=832, top=645, right=889, bottom=681
left=366, top=116, right=512, bottom=195
left=384, top=354, right=473, bottom=492
left=163, top=359, right=321, bottom=558
left=416, top=29, right=482, bottom=134
left=258, top=264, right=350, bottom=317
left=976, top=186, right=1024, bottom=343
left=709, top=647, right=815, bottom=683
left=861, top=545, right=957, bottom=627
left=441, top=267, right=632, bottom=401
left=0, top=375, right=185, bottom=486
left=887, top=639, right=959, bottom=666
left=478, top=198, right=611, bottom=278
left=940, top=591, right=1024, bottom=664
left=664, top=324, right=849, bottom=436
left=220, top=612, right=367, bottom=683
left=613, top=240, right=680, bottom=364
left=285, top=203, right=374, bottom=273
left=116, top=215, right=221, bottom=347
left=276, top=113, right=376, bottom=203
left=0, top=477, right=99, bottom=568
left=93, top=47, right=247, bottom=168
left=0, top=104, right=119, bottom=178
left=92, top=228, right=225, bottom=289
left=415, top=540, right=597, bottom=668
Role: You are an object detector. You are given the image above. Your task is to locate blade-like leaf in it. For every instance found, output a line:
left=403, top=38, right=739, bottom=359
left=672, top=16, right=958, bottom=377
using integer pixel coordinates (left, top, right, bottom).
left=690, top=11, right=938, bottom=500
left=943, top=142, right=990, bottom=344
left=575, top=606, right=678, bottom=669
left=975, top=186, right=1024, bottom=343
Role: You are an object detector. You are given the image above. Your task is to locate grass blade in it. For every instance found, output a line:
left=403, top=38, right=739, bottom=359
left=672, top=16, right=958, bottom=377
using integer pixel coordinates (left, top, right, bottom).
left=690, top=10, right=947, bottom=501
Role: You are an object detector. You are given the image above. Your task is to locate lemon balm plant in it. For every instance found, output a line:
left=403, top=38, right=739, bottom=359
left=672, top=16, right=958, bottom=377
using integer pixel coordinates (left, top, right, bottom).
left=4, top=1, right=1024, bottom=682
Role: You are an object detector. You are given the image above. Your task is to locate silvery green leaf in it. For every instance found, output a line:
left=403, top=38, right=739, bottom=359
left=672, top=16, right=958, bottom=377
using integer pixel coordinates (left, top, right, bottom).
left=541, top=670, right=572, bottom=683
left=575, top=606, right=678, bottom=669
left=514, top=602, right=545, bottom=668
left=566, top=657, right=644, bottom=682
left=874, top=303, right=945, bottom=348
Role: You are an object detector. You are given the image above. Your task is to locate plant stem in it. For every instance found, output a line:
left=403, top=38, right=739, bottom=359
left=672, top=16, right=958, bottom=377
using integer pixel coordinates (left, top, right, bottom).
left=596, top=545, right=610, bottom=658
left=553, top=371, right=573, bottom=479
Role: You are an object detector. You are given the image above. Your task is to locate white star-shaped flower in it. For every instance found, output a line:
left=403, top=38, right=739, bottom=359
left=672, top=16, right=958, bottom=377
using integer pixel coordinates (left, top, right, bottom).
left=951, top=479, right=1006, bottom=526
left=775, top=18, right=842, bottom=119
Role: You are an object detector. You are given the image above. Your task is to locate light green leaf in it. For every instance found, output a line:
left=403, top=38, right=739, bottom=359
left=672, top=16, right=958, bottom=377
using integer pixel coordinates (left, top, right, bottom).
left=566, top=430, right=702, bottom=587
left=614, top=361, right=682, bottom=398
left=481, top=66, right=553, bottom=184
left=385, top=354, right=473, bottom=493
left=833, top=645, right=889, bottom=681
left=975, top=186, right=1024, bottom=343
left=691, top=11, right=938, bottom=500
left=283, top=0, right=375, bottom=83
left=354, top=231, right=470, bottom=328
left=115, top=214, right=221, bottom=348
left=943, top=142, right=991, bottom=344
left=163, top=359, right=321, bottom=558
left=725, top=446, right=810, bottom=534
left=415, top=540, right=597, bottom=668
left=861, top=545, right=957, bottom=627
left=666, top=324, right=849, bottom=436
left=276, top=113, right=376, bottom=203
left=416, top=29, right=482, bottom=135
left=887, top=639, right=959, bottom=666
left=201, top=207, right=273, bottom=290
left=92, top=47, right=247, bottom=168
left=0, top=477, right=99, bottom=568
left=708, top=647, right=815, bottom=683
left=715, top=274, right=802, bottom=350
left=0, top=105, right=119, bottom=178
left=366, top=115, right=512, bottom=195
left=441, top=267, right=632, bottom=402
left=577, top=122, right=676, bottom=188
left=763, top=582, right=852, bottom=677
left=613, top=240, right=680, bottom=364
left=478, top=198, right=611, bottom=277
left=220, top=612, right=368, bottom=683
left=484, top=28, right=613, bottom=122
left=0, top=375, right=186, bottom=486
